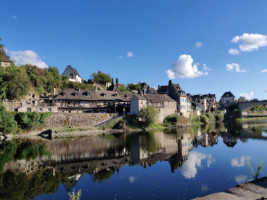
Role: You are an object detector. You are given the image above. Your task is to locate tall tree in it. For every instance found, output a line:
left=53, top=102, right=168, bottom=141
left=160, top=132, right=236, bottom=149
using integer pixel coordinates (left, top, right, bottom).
left=116, top=78, right=119, bottom=84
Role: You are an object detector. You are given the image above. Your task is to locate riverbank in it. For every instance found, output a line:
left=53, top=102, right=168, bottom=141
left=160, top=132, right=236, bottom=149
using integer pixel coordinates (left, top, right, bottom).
left=193, top=177, right=267, bottom=200
left=236, top=117, right=267, bottom=122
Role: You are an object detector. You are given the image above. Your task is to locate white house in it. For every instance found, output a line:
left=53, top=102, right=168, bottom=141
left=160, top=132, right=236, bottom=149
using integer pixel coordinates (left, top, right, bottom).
left=220, top=91, right=235, bottom=105
left=62, top=65, right=82, bottom=83
left=130, top=94, right=177, bottom=123
left=0, top=51, right=11, bottom=67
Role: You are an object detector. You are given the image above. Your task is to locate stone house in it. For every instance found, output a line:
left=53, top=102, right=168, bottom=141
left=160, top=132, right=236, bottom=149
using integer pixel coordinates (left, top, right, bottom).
left=0, top=51, right=11, bottom=67
left=3, top=92, right=58, bottom=112
left=158, top=81, right=191, bottom=118
left=130, top=93, right=177, bottom=123
left=62, top=65, right=82, bottom=83
left=54, top=88, right=129, bottom=113
left=191, top=93, right=216, bottom=112
left=220, top=91, right=235, bottom=107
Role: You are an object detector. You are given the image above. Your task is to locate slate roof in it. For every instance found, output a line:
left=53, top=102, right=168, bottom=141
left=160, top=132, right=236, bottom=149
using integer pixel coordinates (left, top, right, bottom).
left=222, top=91, right=235, bottom=98
left=0, top=51, right=10, bottom=62
left=54, top=88, right=124, bottom=101
left=157, top=85, right=169, bottom=94
left=145, top=94, right=176, bottom=103
left=63, top=65, right=81, bottom=77
left=133, top=94, right=147, bottom=100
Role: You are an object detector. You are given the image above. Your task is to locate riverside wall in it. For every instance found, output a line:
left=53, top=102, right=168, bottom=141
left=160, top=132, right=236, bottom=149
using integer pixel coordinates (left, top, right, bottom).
left=45, top=113, right=117, bottom=128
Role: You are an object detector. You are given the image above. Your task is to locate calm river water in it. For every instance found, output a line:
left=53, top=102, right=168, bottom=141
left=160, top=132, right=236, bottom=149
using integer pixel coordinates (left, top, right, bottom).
left=1, top=122, right=267, bottom=200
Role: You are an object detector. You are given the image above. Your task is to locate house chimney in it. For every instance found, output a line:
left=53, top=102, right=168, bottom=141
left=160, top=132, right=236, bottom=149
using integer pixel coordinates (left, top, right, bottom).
left=169, top=80, right=172, bottom=86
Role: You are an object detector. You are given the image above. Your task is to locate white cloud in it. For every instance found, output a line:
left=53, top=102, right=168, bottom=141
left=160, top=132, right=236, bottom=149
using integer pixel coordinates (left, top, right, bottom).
left=261, top=69, right=267, bottom=73
left=232, top=33, right=267, bottom=52
left=195, top=42, right=203, bottom=48
left=129, top=176, right=136, bottom=184
left=9, top=50, right=48, bottom=68
left=231, top=156, right=251, bottom=167
left=203, top=64, right=211, bottom=72
left=12, top=15, right=17, bottom=19
left=166, top=69, right=175, bottom=79
left=226, top=63, right=247, bottom=73
left=235, top=175, right=248, bottom=184
left=228, top=48, right=240, bottom=55
left=239, top=92, right=254, bottom=101
left=127, top=51, right=135, bottom=57
left=181, top=152, right=214, bottom=179
left=167, top=54, right=208, bottom=79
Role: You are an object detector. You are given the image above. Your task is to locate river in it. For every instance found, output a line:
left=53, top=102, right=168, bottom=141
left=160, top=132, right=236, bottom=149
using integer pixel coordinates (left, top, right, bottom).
left=0, top=122, right=267, bottom=200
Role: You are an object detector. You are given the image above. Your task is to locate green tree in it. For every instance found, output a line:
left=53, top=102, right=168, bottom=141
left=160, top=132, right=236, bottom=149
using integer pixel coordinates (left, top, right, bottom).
left=0, top=104, right=17, bottom=135
left=127, top=83, right=141, bottom=91
left=139, top=106, right=159, bottom=127
left=0, top=38, right=3, bottom=51
left=92, top=71, right=112, bottom=85
left=5, top=67, right=31, bottom=100
left=200, top=114, right=209, bottom=124
left=116, top=78, right=119, bottom=84
left=238, top=96, right=246, bottom=102
left=0, top=66, right=7, bottom=100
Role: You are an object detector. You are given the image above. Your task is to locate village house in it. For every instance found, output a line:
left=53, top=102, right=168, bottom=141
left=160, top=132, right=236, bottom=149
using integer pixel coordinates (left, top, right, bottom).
left=54, top=88, right=130, bottom=113
left=220, top=91, right=235, bottom=108
left=3, top=92, right=58, bottom=112
left=139, top=82, right=158, bottom=94
left=158, top=81, right=191, bottom=118
left=130, top=93, right=177, bottom=123
left=62, top=65, right=82, bottom=83
left=0, top=51, right=11, bottom=67
left=191, top=93, right=216, bottom=112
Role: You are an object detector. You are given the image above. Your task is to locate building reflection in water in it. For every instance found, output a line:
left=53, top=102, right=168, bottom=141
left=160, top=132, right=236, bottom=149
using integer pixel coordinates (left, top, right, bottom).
left=2, top=123, right=265, bottom=194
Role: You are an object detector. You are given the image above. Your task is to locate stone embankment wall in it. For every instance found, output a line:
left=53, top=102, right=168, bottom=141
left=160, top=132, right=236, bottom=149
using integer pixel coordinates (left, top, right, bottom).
left=46, top=113, right=117, bottom=128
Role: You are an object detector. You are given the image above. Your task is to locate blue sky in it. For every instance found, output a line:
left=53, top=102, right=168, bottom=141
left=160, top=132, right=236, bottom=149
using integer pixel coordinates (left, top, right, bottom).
left=1, top=0, right=267, bottom=100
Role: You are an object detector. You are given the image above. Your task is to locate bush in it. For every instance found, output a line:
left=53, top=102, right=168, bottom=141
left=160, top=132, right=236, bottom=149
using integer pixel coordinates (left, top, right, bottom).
left=15, top=112, right=51, bottom=130
left=164, top=115, right=179, bottom=124
left=200, top=114, right=209, bottom=124
left=139, top=106, right=159, bottom=127
left=215, top=114, right=223, bottom=122
left=0, top=104, right=17, bottom=135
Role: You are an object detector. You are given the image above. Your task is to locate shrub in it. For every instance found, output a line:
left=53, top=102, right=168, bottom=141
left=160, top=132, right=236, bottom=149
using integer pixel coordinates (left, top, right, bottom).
left=200, top=114, right=209, bottom=124
left=164, top=115, right=179, bottom=124
left=15, top=112, right=51, bottom=130
left=215, top=114, right=223, bottom=122
left=139, top=106, right=159, bottom=127
left=0, top=104, right=17, bottom=135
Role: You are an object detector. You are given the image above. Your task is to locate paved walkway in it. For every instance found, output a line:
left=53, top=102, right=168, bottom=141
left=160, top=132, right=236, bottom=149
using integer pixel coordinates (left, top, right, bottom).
left=194, top=177, right=267, bottom=200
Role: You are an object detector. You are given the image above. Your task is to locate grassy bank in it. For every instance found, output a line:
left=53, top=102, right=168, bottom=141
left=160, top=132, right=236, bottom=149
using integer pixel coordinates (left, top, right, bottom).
left=236, top=117, right=267, bottom=122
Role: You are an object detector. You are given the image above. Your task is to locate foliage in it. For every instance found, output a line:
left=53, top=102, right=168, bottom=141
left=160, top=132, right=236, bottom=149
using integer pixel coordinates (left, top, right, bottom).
left=215, top=114, right=223, bottom=122
left=191, top=111, right=201, bottom=125
left=15, top=112, right=51, bottom=130
left=116, top=78, right=119, bottom=84
left=247, top=161, right=263, bottom=180
left=0, top=104, right=17, bottom=135
left=4, top=66, right=31, bottom=100
left=139, top=106, right=159, bottom=127
left=0, top=140, right=49, bottom=172
left=68, top=189, right=82, bottom=200
left=251, top=105, right=266, bottom=112
left=0, top=37, right=3, bottom=51
left=0, top=66, right=7, bottom=100
left=92, top=71, right=112, bottom=84
left=238, top=96, right=246, bottom=102
left=0, top=169, right=61, bottom=200
left=164, top=115, right=179, bottom=125
left=127, top=83, right=141, bottom=91
left=92, top=169, right=114, bottom=183
left=200, top=114, right=209, bottom=124
left=224, top=104, right=242, bottom=121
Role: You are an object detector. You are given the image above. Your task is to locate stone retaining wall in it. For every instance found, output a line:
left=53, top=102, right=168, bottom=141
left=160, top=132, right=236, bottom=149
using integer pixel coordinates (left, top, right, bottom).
left=46, top=113, right=117, bottom=128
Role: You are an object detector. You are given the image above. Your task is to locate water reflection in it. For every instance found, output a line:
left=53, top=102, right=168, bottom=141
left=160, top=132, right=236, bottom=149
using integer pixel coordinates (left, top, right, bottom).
left=1, top=122, right=267, bottom=200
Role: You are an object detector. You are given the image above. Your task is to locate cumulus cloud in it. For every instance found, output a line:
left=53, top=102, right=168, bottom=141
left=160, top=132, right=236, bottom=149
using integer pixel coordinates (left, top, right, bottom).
left=232, top=33, right=267, bottom=52
left=261, top=69, right=267, bottom=73
left=181, top=152, right=214, bottom=179
left=231, top=156, right=251, bottom=167
left=195, top=42, right=203, bottom=48
left=228, top=48, right=240, bottom=55
left=203, top=64, right=211, bottom=72
left=9, top=50, right=48, bottom=68
left=166, top=69, right=175, bottom=79
left=226, top=63, right=247, bottom=73
left=127, top=51, right=135, bottom=57
left=239, top=92, right=254, bottom=101
left=166, top=54, right=209, bottom=79
left=235, top=175, right=248, bottom=184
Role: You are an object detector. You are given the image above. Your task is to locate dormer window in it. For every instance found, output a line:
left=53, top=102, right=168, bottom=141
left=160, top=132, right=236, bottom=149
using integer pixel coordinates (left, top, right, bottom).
left=70, top=73, right=74, bottom=79
left=101, top=93, right=106, bottom=97
left=112, top=94, right=118, bottom=97
left=71, top=93, right=77, bottom=96
left=63, top=92, right=66, bottom=96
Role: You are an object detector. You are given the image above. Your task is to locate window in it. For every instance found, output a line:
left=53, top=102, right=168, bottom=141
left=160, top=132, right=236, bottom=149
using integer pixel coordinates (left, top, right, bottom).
left=39, top=108, right=43, bottom=112
left=27, top=108, right=31, bottom=112
left=48, top=108, right=52, bottom=112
